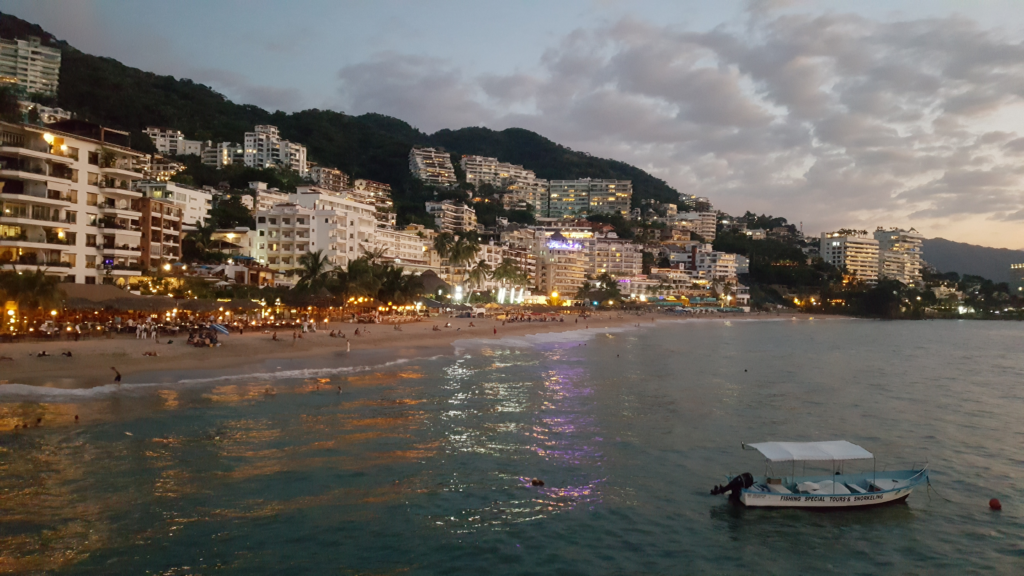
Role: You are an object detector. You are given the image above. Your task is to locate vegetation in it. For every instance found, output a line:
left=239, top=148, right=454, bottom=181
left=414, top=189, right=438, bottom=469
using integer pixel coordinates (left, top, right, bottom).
left=0, top=269, right=64, bottom=312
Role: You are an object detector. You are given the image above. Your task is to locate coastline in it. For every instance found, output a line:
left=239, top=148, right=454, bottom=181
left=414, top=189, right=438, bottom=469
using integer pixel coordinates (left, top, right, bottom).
left=0, top=311, right=838, bottom=391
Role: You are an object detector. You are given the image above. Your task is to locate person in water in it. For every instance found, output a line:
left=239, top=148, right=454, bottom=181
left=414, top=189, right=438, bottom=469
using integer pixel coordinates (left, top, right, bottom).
left=111, top=367, right=122, bottom=383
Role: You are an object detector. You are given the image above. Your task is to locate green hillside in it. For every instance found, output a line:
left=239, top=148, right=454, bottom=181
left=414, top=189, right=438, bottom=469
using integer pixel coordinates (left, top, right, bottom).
left=0, top=11, right=680, bottom=218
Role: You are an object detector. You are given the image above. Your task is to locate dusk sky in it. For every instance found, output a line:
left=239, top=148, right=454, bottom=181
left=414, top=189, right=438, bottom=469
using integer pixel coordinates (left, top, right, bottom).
left=4, top=0, right=1024, bottom=249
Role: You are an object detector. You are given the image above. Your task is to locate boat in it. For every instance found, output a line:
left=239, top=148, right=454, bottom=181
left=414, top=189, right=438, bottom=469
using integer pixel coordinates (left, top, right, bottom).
left=710, top=440, right=928, bottom=508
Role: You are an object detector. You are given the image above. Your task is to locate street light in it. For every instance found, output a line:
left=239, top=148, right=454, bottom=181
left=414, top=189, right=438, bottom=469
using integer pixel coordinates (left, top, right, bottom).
left=163, top=263, right=171, bottom=271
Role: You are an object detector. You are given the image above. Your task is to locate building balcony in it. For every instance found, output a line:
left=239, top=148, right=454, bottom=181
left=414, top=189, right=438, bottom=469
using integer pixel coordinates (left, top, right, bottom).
left=99, top=162, right=144, bottom=180
left=0, top=237, right=72, bottom=251
left=0, top=145, right=76, bottom=165
left=0, top=190, right=75, bottom=207
left=100, top=244, right=141, bottom=256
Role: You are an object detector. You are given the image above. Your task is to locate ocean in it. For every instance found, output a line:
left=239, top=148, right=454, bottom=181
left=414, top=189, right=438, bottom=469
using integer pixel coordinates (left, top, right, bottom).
left=0, top=318, right=1022, bottom=574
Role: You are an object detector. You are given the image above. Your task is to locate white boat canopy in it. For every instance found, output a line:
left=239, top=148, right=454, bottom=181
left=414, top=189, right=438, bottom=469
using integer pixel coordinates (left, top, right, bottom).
left=745, top=441, right=873, bottom=462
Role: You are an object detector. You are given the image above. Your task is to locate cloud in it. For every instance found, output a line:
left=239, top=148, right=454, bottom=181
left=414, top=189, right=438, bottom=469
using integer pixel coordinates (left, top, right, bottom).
left=330, top=8, right=1024, bottom=248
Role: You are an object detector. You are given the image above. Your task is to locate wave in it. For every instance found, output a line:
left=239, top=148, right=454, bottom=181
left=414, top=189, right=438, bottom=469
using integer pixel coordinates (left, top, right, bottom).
left=452, top=325, right=640, bottom=353
left=0, top=356, right=441, bottom=401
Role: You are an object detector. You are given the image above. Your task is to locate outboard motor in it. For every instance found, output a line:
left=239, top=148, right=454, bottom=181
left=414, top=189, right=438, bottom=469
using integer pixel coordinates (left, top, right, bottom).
left=711, top=472, right=754, bottom=498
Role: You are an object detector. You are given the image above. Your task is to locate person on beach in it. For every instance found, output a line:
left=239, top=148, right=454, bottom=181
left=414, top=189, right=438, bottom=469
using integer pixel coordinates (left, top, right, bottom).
left=0, top=356, right=13, bottom=361
left=111, top=367, right=122, bottom=383
left=62, top=351, right=72, bottom=357
left=347, top=340, right=351, bottom=353
left=272, top=332, right=278, bottom=341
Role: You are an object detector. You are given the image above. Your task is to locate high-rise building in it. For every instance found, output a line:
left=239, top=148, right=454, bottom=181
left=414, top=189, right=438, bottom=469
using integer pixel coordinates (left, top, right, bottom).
left=351, top=179, right=396, bottom=227
left=409, top=147, right=457, bottom=186
left=310, top=166, right=349, bottom=192
left=425, top=200, right=477, bottom=234
left=873, top=227, right=924, bottom=286
left=243, top=125, right=308, bottom=176
left=821, top=231, right=879, bottom=283
left=1011, top=263, right=1024, bottom=296
left=536, top=232, right=588, bottom=297
left=546, top=179, right=632, bottom=218
left=460, top=155, right=535, bottom=188
left=138, top=198, right=183, bottom=269
left=143, top=127, right=203, bottom=157
left=674, top=211, right=718, bottom=241
left=201, top=141, right=244, bottom=168
left=0, top=121, right=149, bottom=283
left=136, top=181, right=213, bottom=228
left=590, top=233, right=643, bottom=278
left=0, top=36, right=61, bottom=96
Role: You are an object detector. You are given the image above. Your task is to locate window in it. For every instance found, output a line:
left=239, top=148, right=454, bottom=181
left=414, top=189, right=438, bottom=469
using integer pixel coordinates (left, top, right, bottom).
left=86, top=193, right=98, bottom=206
left=283, top=218, right=290, bottom=225
left=258, top=242, right=265, bottom=250
left=258, top=230, right=265, bottom=236
left=85, top=255, right=96, bottom=268
left=85, top=276, right=96, bottom=284
left=325, top=218, right=329, bottom=223
left=257, top=216, right=265, bottom=223
left=87, top=151, right=99, bottom=165
left=87, top=172, right=100, bottom=186
left=269, top=218, right=276, bottom=225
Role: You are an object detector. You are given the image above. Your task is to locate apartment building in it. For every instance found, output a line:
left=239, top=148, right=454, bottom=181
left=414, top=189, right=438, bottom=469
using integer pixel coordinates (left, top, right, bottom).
left=873, top=227, right=924, bottom=286
left=460, top=155, right=535, bottom=188
left=210, top=227, right=258, bottom=258
left=1011, top=263, right=1024, bottom=296
left=590, top=233, right=643, bottom=277
left=821, top=231, right=879, bottom=282
left=536, top=232, right=587, bottom=297
left=287, top=188, right=378, bottom=265
left=678, top=194, right=713, bottom=213
left=372, top=228, right=432, bottom=273
left=252, top=204, right=317, bottom=275
left=139, top=197, right=182, bottom=269
left=19, top=102, right=71, bottom=124
left=136, top=181, right=212, bottom=227
left=201, top=141, right=244, bottom=168
left=409, top=147, right=456, bottom=186
left=143, top=127, right=202, bottom=157
left=310, top=166, right=349, bottom=192
left=504, top=178, right=547, bottom=213
left=0, top=121, right=151, bottom=284
left=675, top=211, right=717, bottom=241
left=546, top=179, right=632, bottom=218
left=249, top=181, right=290, bottom=213
left=140, top=155, right=184, bottom=182
left=0, top=36, right=61, bottom=96
left=425, top=200, right=478, bottom=234
left=244, top=125, right=308, bottom=176
left=350, top=179, right=397, bottom=227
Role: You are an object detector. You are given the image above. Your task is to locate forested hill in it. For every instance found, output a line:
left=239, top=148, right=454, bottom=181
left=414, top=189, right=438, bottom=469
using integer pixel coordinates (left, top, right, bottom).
left=0, top=12, right=680, bottom=207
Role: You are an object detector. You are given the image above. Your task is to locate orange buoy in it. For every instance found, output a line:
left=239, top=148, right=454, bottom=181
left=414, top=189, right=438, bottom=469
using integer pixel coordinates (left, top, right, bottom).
left=989, top=498, right=1002, bottom=511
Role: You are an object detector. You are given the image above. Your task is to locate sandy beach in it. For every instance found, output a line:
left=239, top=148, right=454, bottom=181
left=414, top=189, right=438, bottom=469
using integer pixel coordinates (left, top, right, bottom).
left=0, top=311, right=833, bottom=389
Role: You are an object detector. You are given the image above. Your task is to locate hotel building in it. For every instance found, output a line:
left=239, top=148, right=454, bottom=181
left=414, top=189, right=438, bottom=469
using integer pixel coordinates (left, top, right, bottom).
left=0, top=36, right=61, bottom=96
left=244, top=125, right=308, bottom=176
left=136, top=181, right=213, bottom=228
left=425, top=200, right=478, bottom=234
left=143, top=127, right=202, bottom=157
left=460, top=155, right=535, bottom=188
left=310, top=166, right=349, bottom=192
left=546, top=179, right=632, bottom=218
left=409, top=147, right=457, bottom=186
left=821, top=231, right=880, bottom=283
left=873, top=227, right=924, bottom=286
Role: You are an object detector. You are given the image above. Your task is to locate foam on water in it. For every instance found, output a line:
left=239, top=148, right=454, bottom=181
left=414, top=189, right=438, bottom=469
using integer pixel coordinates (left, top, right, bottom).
left=452, top=324, right=639, bottom=353
left=0, top=356, right=440, bottom=401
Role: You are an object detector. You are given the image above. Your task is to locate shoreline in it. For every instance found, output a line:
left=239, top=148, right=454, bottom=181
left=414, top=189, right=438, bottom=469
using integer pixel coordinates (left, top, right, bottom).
left=0, top=311, right=840, bottom=391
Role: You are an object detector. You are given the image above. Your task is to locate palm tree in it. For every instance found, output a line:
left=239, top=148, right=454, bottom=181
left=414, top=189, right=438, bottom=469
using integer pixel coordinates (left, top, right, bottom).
left=0, top=269, right=64, bottom=313
left=296, top=249, right=332, bottom=290
left=466, top=259, right=492, bottom=290
left=432, top=232, right=455, bottom=260
left=575, top=280, right=594, bottom=302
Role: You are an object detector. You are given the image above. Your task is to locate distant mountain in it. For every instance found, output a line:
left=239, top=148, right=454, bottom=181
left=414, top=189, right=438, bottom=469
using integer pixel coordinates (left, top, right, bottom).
left=923, top=238, right=1024, bottom=283
left=0, top=12, right=680, bottom=219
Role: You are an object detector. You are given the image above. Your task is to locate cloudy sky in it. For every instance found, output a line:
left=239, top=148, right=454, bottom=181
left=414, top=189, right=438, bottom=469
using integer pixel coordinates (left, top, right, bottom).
left=4, top=0, right=1024, bottom=249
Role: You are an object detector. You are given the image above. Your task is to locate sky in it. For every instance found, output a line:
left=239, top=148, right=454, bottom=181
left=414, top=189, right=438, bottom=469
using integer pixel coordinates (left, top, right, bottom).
left=3, top=0, right=1024, bottom=249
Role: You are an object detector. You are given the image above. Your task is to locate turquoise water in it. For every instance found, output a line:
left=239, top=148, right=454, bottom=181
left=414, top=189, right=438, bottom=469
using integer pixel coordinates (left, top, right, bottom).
left=1, top=319, right=1023, bottom=574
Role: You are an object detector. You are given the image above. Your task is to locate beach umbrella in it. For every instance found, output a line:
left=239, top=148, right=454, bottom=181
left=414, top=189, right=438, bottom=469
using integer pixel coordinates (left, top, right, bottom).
left=211, top=323, right=230, bottom=335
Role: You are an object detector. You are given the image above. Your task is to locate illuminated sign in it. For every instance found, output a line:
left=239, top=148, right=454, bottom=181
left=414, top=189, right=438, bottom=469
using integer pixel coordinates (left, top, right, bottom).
left=546, top=240, right=582, bottom=251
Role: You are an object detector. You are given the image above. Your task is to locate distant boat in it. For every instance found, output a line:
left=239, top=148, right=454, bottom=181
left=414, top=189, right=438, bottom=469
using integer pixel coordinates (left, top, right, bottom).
left=711, top=440, right=928, bottom=508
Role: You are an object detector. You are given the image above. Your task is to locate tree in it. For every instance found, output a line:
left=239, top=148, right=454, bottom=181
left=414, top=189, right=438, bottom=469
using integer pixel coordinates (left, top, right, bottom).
left=295, top=249, right=332, bottom=290
left=466, top=259, right=492, bottom=289
left=209, top=194, right=255, bottom=229
left=0, top=87, right=20, bottom=123
left=492, top=257, right=527, bottom=287
left=575, top=280, right=595, bottom=301
left=0, top=269, right=64, bottom=312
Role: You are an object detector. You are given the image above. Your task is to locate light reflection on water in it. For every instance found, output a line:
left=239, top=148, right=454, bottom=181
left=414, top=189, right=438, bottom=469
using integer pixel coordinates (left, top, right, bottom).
left=0, top=321, right=1022, bottom=573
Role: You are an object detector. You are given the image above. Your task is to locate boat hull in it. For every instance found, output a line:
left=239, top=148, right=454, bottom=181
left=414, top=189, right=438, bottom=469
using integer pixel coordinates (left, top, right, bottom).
left=740, top=488, right=912, bottom=508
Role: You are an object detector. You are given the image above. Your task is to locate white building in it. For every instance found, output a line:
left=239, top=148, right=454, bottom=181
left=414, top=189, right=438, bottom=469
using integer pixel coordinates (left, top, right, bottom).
left=143, top=127, right=202, bottom=157
left=409, top=147, right=456, bottom=186
left=546, top=179, right=632, bottom=218
left=210, top=227, right=257, bottom=258
left=135, top=181, right=213, bottom=227
left=590, top=233, right=643, bottom=278
left=201, top=141, right=244, bottom=168
left=19, top=101, right=72, bottom=124
left=425, top=200, right=478, bottom=234
left=244, top=125, right=308, bottom=176
left=675, top=211, right=718, bottom=241
left=0, top=36, right=60, bottom=96
left=249, top=181, right=290, bottom=213
left=310, top=166, right=349, bottom=192
left=821, top=231, right=879, bottom=283
left=504, top=178, right=547, bottom=213
left=873, top=227, right=924, bottom=286
left=287, top=189, right=378, bottom=266
left=0, top=121, right=148, bottom=283
left=460, top=155, right=535, bottom=188
left=372, top=228, right=433, bottom=273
